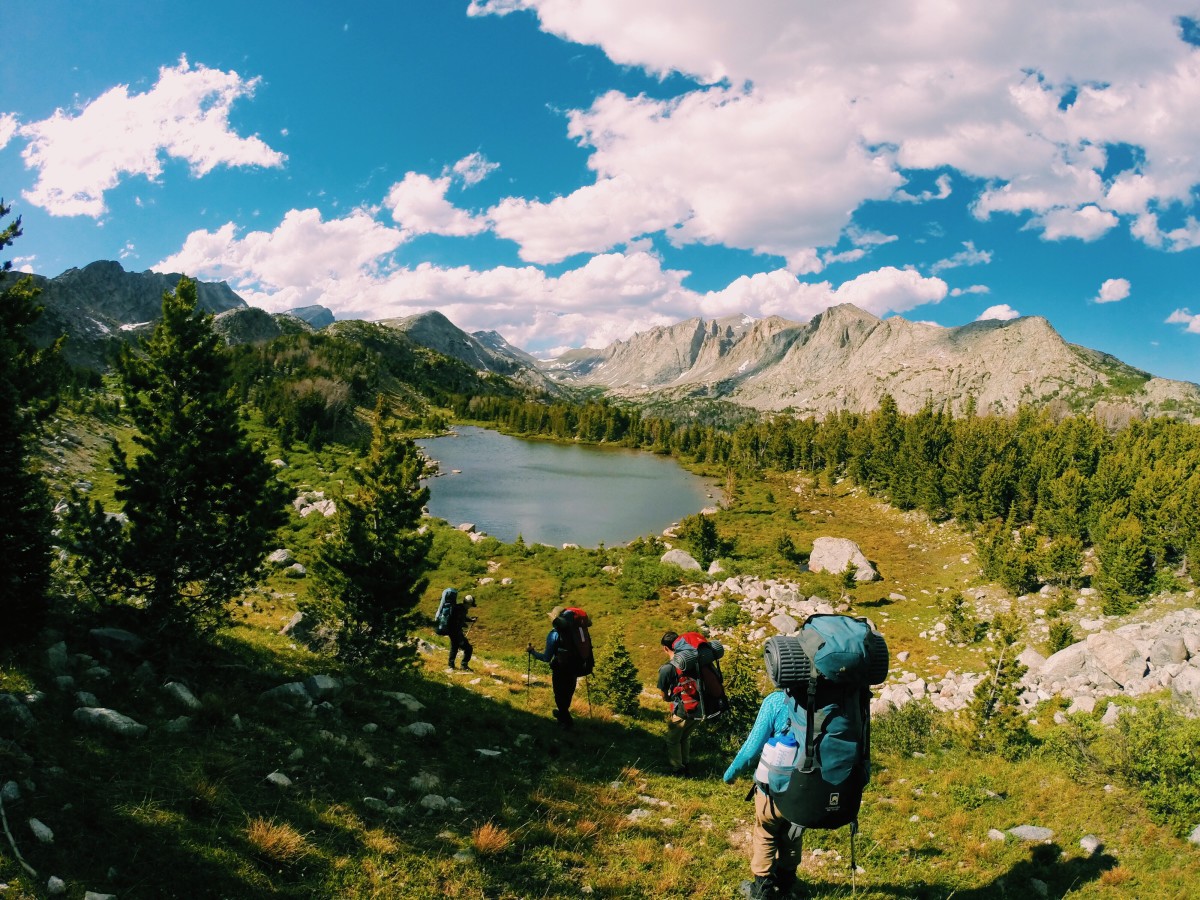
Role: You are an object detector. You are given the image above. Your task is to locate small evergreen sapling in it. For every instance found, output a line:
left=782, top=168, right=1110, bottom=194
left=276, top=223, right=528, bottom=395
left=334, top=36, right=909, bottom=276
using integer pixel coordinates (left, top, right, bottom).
left=592, top=638, right=642, bottom=717
left=970, top=611, right=1031, bottom=758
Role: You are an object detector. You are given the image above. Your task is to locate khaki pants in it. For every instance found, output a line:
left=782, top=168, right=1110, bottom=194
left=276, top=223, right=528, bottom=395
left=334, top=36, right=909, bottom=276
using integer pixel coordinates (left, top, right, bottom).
left=665, top=714, right=699, bottom=768
left=751, top=787, right=802, bottom=879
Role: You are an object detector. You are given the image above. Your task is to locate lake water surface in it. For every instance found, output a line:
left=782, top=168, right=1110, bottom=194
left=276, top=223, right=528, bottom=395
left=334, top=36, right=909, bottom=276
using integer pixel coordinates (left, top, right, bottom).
left=416, top=426, right=716, bottom=547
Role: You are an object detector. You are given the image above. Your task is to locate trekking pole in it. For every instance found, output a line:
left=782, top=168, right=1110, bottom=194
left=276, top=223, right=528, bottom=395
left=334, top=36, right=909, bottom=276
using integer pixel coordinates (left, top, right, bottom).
left=526, top=644, right=532, bottom=687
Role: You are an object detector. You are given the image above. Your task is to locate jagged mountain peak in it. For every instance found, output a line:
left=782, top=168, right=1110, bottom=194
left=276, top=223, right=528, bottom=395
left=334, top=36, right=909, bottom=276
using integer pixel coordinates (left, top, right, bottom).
left=540, top=303, right=1200, bottom=422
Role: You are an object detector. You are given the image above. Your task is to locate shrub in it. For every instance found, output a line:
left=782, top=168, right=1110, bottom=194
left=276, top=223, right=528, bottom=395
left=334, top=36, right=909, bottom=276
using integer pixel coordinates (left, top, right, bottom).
left=1099, top=704, right=1200, bottom=837
left=591, top=637, right=643, bottom=717
left=707, top=601, right=750, bottom=630
left=873, top=699, right=940, bottom=757
left=245, top=818, right=309, bottom=865
left=939, top=591, right=983, bottom=644
left=1047, top=618, right=1076, bottom=654
left=617, top=556, right=681, bottom=601
left=707, top=637, right=765, bottom=753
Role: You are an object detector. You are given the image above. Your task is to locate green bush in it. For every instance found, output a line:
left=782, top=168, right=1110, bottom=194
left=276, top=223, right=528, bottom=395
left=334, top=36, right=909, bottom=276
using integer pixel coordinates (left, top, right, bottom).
left=1047, top=618, right=1076, bottom=654
left=707, top=637, right=766, bottom=753
left=873, top=698, right=940, bottom=757
left=616, top=556, right=682, bottom=601
left=1100, top=704, right=1200, bottom=836
left=707, top=600, right=750, bottom=630
left=591, top=638, right=643, bottom=717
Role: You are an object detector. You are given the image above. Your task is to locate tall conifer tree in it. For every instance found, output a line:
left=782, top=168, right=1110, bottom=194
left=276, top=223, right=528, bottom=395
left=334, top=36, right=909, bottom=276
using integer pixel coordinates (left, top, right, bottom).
left=312, top=400, right=432, bottom=664
left=102, top=276, right=287, bottom=637
left=0, top=200, right=52, bottom=643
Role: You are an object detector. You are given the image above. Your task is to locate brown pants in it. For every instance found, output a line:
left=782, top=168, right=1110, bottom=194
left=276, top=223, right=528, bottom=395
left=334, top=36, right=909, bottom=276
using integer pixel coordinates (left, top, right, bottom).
left=665, top=714, right=699, bottom=768
left=751, top=788, right=802, bottom=879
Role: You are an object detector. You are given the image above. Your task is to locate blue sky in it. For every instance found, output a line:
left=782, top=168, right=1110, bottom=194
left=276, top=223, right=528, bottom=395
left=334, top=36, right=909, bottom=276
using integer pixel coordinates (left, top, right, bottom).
left=2, top=1, right=1200, bottom=382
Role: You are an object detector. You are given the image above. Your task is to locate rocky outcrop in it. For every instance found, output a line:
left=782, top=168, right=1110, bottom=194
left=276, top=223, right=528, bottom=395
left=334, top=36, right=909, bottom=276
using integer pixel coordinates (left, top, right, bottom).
left=808, top=537, right=878, bottom=582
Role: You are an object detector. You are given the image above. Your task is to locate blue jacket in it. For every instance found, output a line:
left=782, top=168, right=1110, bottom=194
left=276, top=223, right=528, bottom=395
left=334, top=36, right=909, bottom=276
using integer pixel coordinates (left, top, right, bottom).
left=723, top=690, right=794, bottom=784
left=529, top=629, right=562, bottom=665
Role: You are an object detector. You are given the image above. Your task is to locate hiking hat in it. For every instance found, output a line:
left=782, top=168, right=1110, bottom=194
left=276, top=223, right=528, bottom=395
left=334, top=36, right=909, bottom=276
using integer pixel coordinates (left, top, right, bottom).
left=549, top=605, right=565, bottom=621
left=464, top=594, right=476, bottom=606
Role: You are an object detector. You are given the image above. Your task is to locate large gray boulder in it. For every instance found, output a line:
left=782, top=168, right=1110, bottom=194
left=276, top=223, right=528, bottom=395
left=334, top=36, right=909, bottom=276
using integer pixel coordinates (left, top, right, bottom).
left=1038, top=642, right=1091, bottom=683
left=1087, top=632, right=1147, bottom=688
left=1171, top=667, right=1200, bottom=714
left=661, top=549, right=702, bottom=571
left=808, top=537, right=878, bottom=582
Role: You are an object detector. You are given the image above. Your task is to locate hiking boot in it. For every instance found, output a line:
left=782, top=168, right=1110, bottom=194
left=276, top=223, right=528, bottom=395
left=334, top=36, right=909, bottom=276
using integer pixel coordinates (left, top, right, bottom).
left=671, top=765, right=689, bottom=777
left=749, top=875, right=780, bottom=900
left=460, top=664, right=473, bottom=672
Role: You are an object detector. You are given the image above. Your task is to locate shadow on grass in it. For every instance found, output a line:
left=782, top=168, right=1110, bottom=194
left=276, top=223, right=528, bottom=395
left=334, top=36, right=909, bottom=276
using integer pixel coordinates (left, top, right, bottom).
left=811, top=843, right=1118, bottom=899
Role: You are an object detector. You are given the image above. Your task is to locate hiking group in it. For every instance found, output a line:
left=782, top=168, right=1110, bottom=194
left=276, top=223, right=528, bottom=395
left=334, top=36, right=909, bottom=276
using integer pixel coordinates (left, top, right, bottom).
left=437, top=588, right=889, bottom=900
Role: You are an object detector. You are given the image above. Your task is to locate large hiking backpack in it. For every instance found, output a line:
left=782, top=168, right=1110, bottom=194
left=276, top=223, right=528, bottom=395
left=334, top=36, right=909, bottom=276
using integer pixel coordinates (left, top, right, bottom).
left=670, top=632, right=729, bottom=720
left=551, top=606, right=595, bottom=677
left=434, top=587, right=458, bottom=636
left=761, top=614, right=889, bottom=864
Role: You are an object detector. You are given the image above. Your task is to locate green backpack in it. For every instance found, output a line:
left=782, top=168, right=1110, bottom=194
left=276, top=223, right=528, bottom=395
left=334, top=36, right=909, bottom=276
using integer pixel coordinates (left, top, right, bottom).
left=434, top=587, right=458, bottom=636
left=761, top=615, right=889, bottom=866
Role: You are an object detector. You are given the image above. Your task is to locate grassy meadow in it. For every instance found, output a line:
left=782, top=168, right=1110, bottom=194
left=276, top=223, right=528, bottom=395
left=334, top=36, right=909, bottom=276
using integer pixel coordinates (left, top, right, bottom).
left=2, top=409, right=1199, bottom=898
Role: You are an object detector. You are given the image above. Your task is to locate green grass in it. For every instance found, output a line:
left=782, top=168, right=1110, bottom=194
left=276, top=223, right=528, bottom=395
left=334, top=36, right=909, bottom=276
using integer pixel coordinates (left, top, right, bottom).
left=7, top=412, right=1200, bottom=898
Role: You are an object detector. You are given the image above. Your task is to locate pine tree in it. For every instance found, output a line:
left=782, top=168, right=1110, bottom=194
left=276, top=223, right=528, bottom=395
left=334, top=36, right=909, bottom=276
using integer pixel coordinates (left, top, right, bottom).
left=0, top=199, right=53, bottom=643
left=676, top=512, right=733, bottom=568
left=592, top=637, right=643, bottom=717
left=970, top=611, right=1031, bottom=758
left=709, top=637, right=765, bottom=753
left=83, top=276, right=288, bottom=638
left=312, top=400, right=432, bottom=665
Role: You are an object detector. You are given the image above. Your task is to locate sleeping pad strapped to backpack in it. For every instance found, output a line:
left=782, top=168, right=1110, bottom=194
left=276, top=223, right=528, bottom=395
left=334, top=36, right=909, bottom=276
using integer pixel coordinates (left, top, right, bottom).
left=434, top=588, right=458, bottom=636
left=551, top=606, right=595, bottom=677
left=760, top=614, right=889, bottom=866
left=670, top=631, right=729, bottom=720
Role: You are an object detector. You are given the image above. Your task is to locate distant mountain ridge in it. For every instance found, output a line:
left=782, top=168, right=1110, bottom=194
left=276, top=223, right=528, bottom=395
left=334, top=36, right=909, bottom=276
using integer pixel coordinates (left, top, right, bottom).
left=543, top=304, right=1200, bottom=424
left=22, top=260, right=1200, bottom=422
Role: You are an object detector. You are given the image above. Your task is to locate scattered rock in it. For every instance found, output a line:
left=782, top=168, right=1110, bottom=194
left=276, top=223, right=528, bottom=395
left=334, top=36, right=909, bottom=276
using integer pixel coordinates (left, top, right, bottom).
left=73, top=707, right=147, bottom=738
left=163, top=682, right=202, bottom=711
left=265, top=771, right=292, bottom=788
left=1007, top=825, right=1054, bottom=842
left=1079, top=834, right=1103, bottom=855
left=808, top=537, right=878, bottom=581
left=29, top=818, right=54, bottom=843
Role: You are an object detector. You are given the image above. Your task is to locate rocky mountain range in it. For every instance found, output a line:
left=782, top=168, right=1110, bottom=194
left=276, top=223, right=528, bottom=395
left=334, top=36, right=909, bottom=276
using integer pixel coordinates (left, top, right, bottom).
left=541, top=304, right=1200, bottom=423
left=20, top=260, right=1200, bottom=422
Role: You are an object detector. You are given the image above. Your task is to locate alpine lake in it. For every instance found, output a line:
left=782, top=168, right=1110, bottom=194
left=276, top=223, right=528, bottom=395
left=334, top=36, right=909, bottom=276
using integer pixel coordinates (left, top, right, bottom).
left=416, top=426, right=719, bottom=547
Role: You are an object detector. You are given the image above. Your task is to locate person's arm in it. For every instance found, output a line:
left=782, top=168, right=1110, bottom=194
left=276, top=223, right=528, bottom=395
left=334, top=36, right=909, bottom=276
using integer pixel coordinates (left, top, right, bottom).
left=723, top=691, right=790, bottom=783
left=529, top=630, right=557, bottom=663
left=656, top=663, right=677, bottom=701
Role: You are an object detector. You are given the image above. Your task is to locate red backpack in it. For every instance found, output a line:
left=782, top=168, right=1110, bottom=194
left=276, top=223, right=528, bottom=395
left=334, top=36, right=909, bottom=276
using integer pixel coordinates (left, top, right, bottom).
left=670, top=632, right=728, bottom=720
left=551, top=607, right=595, bottom=677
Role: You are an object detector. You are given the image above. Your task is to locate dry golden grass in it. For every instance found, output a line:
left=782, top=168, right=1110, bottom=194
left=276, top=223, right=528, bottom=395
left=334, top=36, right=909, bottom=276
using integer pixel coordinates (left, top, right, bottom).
left=245, top=817, right=310, bottom=865
left=471, top=820, right=513, bottom=855
left=946, top=811, right=970, bottom=832
left=576, top=818, right=601, bottom=839
left=1100, top=866, right=1134, bottom=887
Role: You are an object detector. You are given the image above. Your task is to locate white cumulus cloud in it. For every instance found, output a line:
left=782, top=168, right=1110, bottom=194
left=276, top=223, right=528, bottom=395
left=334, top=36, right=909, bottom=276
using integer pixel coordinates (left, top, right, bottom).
left=1166, top=308, right=1200, bottom=334
left=1093, top=277, right=1131, bottom=304
left=977, top=304, right=1021, bottom=321
left=12, top=56, right=284, bottom=218
left=468, top=0, right=1200, bottom=256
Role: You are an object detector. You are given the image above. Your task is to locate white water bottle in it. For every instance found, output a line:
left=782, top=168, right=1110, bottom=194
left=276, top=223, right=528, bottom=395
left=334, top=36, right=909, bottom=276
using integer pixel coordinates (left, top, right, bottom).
left=754, top=736, right=779, bottom=784
left=768, top=733, right=799, bottom=793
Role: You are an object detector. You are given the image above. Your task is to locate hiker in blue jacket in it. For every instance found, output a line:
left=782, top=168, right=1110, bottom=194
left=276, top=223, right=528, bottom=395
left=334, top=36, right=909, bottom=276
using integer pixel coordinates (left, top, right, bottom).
left=724, top=687, right=804, bottom=900
left=527, top=605, right=578, bottom=728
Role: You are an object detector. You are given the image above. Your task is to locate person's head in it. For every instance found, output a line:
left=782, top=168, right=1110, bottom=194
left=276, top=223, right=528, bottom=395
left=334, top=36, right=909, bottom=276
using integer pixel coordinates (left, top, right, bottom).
left=549, top=605, right=565, bottom=623
left=661, top=630, right=678, bottom=653
left=464, top=594, right=476, bottom=607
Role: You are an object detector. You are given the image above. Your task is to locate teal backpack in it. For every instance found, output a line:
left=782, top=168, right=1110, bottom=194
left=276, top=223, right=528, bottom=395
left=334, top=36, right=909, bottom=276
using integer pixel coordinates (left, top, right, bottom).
left=761, top=614, right=889, bottom=867
left=434, top=588, right=458, bottom=636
